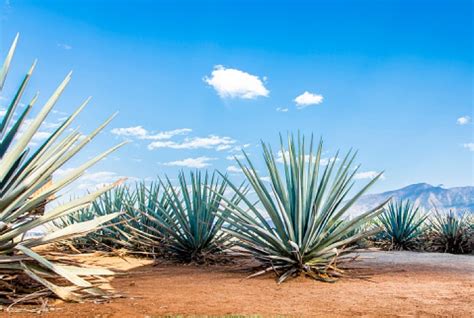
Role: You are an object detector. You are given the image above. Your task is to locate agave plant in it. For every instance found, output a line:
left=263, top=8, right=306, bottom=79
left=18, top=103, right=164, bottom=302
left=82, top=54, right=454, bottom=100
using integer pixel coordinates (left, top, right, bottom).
left=0, top=34, right=125, bottom=303
left=424, top=210, right=473, bottom=254
left=131, top=171, right=247, bottom=263
left=54, top=182, right=167, bottom=255
left=216, top=134, right=388, bottom=283
left=377, top=199, right=427, bottom=250
left=53, top=186, right=135, bottom=252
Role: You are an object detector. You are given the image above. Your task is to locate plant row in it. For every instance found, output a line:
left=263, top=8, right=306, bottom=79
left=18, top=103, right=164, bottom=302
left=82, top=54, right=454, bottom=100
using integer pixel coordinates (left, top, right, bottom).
left=369, top=200, right=473, bottom=254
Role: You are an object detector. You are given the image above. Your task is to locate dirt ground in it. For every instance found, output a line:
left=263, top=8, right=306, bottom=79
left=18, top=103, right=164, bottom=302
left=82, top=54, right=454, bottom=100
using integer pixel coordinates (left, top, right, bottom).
left=3, top=250, right=474, bottom=317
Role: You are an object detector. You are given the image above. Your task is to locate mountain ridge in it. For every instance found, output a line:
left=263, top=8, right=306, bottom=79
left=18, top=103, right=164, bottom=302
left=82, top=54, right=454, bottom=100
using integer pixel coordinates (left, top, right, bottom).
left=349, top=183, right=473, bottom=215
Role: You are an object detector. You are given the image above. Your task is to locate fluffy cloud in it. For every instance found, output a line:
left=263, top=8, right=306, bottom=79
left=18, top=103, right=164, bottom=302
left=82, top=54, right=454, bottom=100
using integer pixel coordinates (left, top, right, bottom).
left=14, top=118, right=66, bottom=146
left=53, top=169, right=131, bottom=193
left=463, top=143, right=474, bottom=151
left=41, top=121, right=62, bottom=130
left=294, top=91, right=324, bottom=109
left=354, top=171, right=385, bottom=180
left=111, top=126, right=192, bottom=140
left=276, top=107, right=289, bottom=112
left=147, top=128, right=192, bottom=140
left=457, top=116, right=471, bottom=125
left=260, top=176, right=272, bottom=183
left=226, top=165, right=241, bottom=173
left=32, top=131, right=51, bottom=142
left=227, top=143, right=251, bottom=153
left=148, top=135, right=236, bottom=151
left=52, top=109, right=68, bottom=115
left=204, top=65, right=269, bottom=99
left=163, top=156, right=216, bottom=168
left=111, top=126, right=148, bottom=138
left=57, top=43, right=72, bottom=50
left=226, top=154, right=245, bottom=160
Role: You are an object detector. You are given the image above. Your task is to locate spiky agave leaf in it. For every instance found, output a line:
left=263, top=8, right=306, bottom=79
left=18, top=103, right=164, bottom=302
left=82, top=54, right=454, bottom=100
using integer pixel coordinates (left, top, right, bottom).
left=424, top=209, right=473, bottom=254
left=216, top=134, right=387, bottom=283
left=0, top=33, right=125, bottom=303
left=377, top=199, right=427, bottom=250
left=124, top=181, right=171, bottom=255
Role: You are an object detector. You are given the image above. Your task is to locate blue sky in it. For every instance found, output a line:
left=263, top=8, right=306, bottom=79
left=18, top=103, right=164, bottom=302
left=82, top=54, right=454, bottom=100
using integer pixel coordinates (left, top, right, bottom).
left=0, top=0, right=472, bottom=194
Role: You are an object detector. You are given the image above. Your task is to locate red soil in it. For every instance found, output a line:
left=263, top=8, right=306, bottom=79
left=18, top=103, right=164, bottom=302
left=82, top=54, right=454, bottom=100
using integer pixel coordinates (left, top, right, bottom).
left=3, top=251, right=473, bottom=317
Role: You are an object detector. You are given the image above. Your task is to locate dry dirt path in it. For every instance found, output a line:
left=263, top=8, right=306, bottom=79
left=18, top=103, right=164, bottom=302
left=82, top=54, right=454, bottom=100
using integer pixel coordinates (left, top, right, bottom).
left=4, top=250, right=474, bottom=317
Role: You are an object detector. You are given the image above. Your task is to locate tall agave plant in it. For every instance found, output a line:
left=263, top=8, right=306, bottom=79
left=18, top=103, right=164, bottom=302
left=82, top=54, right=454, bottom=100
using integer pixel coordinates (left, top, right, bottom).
left=217, top=134, right=388, bottom=283
left=377, top=199, right=427, bottom=250
left=0, top=34, right=125, bottom=302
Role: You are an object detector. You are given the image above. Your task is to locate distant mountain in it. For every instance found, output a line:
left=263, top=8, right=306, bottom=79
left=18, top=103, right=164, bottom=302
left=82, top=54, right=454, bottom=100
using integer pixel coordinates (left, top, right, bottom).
left=349, top=183, right=474, bottom=215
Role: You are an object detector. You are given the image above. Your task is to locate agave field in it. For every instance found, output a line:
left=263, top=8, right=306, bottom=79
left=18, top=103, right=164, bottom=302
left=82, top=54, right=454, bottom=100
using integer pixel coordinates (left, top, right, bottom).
left=0, top=33, right=472, bottom=315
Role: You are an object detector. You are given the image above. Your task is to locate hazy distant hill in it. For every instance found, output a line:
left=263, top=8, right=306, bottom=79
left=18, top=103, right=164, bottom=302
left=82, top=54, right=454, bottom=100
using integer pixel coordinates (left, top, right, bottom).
left=349, top=183, right=474, bottom=215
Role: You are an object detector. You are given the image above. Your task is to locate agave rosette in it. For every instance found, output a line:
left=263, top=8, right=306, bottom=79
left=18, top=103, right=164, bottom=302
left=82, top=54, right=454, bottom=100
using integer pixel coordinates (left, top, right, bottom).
left=134, top=171, right=247, bottom=262
left=377, top=199, right=427, bottom=250
left=425, top=209, right=473, bottom=254
left=0, top=34, right=125, bottom=303
left=216, top=134, right=388, bottom=283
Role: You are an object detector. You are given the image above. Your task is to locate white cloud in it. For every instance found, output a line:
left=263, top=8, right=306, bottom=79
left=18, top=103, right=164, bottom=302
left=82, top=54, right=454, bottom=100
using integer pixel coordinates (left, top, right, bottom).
left=294, top=91, right=324, bottom=109
left=78, top=171, right=118, bottom=183
left=53, top=169, right=130, bottom=193
left=204, top=65, right=269, bottom=99
left=41, top=121, right=62, bottom=130
left=226, top=154, right=245, bottom=160
left=163, top=156, right=216, bottom=169
left=216, top=144, right=232, bottom=151
left=111, top=126, right=192, bottom=141
left=11, top=118, right=63, bottom=146
left=354, top=171, right=385, bottom=180
left=260, top=176, right=272, bottom=183
left=276, top=107, right=289, bottom=112
left=111, top=126, right=148, bottom=138
left=275, top=150, right=290, bottom=163
left=146, top=128, right=192, bottom=140
left=226, top=165, right=241, bottom=173
left=463, top=143, right=474, bottom=152
left=0, top=107, right=6, bottom=117
left=113, top=127, right=242, bottom=153
left=52, top=109, right=68, bottom=116
left=57, top=43, right=72, bottom=50
left=320, top=157, right=339, bottom=166
left=32, top=131, right=51, bottom=142
left=228, top=144, right=251, bottom=153
left=457, top=116, right=471, bottom=125
left=148, top=135, right=236, bottom=151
